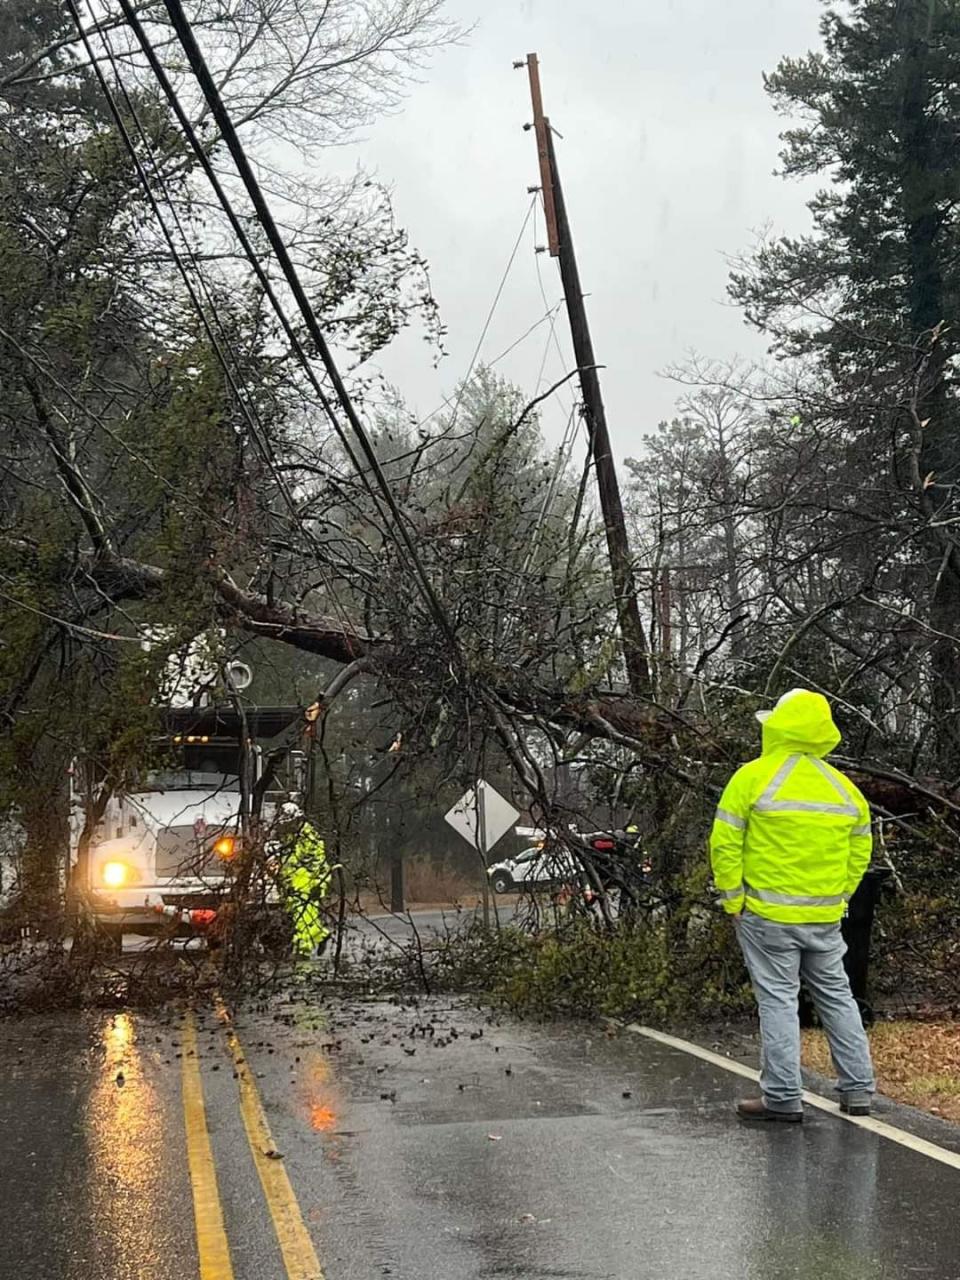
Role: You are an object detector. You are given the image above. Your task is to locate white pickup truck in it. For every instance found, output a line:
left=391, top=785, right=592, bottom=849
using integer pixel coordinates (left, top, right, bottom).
left=487, top=844, right=579, bottom=895
left=488, top=828, right=651, bottom=896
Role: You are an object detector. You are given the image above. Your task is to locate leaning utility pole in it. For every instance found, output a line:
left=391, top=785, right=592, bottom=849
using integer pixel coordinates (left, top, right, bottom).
left=518, top=53, right=651, bottom=698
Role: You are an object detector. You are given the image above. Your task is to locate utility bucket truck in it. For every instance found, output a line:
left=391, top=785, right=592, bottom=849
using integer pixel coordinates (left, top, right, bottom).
left=71, top=706, right=304, bottom=949
left=69, top=636, right=305, bottom=950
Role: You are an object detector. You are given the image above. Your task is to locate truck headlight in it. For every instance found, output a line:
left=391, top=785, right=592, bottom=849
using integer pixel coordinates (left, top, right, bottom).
left=213, top=835, right=236, bottom=860
left=101, top=861, right=136, bottom=888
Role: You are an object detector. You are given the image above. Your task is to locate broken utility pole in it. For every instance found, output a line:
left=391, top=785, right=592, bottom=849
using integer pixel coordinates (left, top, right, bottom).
left=519, top=52, right=651, bottom=699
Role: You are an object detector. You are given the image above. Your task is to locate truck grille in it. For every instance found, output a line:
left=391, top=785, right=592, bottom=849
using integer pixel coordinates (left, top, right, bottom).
left=161, top=891, right=224, bottom=909
left=155, top=825, right=226, bottom=879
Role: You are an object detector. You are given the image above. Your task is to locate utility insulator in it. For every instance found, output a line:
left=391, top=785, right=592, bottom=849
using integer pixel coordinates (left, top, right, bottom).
left=535, top=245, right=547, bottom=255
left=527, top=186, right=541, bottom=195
left=512, top=60, right=525, bottom=69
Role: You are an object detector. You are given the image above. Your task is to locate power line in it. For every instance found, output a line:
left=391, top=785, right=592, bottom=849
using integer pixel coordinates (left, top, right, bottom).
left=68, top=0, right=292, bottom=506
left=465, top=194, right=538, bottom=386
left=99, top=10, right=385, bottom=658
left=151, top=0, right=460, bottom=656
left=411, top=195, right=575, bottom=444
left=76, top=9, right=269, bottom=458
left=533, top=193, right=576, bottom=405
left=487, top=301, right=565, bottom=368
left=81, top=3, right=363, bottom=649
left=507, top=402, right=584, bottom=638
left=65, top=0, right=362, bottom=666
left=412, top=297, right=566, bottom=435
left=416, top=195, right=537, bottom=433
left=112, top=0, right=366, bottom=489
left=104, top=0, right=457, bottom=658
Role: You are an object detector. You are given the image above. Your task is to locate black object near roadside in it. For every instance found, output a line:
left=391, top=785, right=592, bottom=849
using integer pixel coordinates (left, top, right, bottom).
left=799, top=866, right=893, bottom=1027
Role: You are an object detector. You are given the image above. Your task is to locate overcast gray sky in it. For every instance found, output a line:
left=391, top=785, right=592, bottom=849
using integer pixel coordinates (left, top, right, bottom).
left=339, top=0, right=825, bottom=458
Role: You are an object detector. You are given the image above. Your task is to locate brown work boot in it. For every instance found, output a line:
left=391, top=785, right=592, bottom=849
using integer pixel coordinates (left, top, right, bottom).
left=736, top=1097, right=803, bottom=1123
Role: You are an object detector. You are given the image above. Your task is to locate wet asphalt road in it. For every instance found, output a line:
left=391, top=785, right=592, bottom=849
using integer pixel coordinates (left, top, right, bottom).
left=353, top=903, right=520, bottom=947
left=114, top=903, right=520, bottom=956
left=2, top=991, right=960, bottom=1280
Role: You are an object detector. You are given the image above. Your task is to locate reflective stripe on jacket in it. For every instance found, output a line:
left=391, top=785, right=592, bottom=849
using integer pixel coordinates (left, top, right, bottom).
left=710, top=691, right=872, bottom=923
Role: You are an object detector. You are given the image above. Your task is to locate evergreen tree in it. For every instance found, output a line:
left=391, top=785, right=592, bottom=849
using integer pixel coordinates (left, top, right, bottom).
left=730, top=0, right=960, bottom=767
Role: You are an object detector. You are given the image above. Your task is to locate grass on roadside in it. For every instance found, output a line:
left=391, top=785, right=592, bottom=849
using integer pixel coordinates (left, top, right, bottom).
left=801, top=1021, right=960, bottom=1122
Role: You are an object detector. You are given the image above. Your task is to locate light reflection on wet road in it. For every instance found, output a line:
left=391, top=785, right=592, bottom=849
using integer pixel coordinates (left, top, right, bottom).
left=84, top=1014, right=176, bottom=1278
left=0, top=1010, right=192, bottom=1279
left=0, top=996, right=959, bottom=1280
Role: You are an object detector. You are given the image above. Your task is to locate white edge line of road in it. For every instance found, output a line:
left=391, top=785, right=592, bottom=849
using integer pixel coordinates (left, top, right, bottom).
left=625, top=1022, right=960, bottom=1173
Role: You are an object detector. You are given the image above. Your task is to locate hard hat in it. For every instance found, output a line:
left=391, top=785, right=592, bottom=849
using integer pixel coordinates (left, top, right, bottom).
left=755, top=688, right=808, bottom=724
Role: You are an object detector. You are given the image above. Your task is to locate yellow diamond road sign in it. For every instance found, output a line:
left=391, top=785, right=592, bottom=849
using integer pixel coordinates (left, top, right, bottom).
left=444, top=780, right=520, bottom=855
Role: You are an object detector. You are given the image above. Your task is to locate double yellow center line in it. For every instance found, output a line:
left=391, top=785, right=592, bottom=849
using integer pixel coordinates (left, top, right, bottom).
left=182, top=1015, right=235, bottom=1279
left=181, top=1005, right=324, bottom=1279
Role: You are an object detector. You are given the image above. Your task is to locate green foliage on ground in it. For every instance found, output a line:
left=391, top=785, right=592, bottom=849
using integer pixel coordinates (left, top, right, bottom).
left=425, top=900, right=753, bottom=1025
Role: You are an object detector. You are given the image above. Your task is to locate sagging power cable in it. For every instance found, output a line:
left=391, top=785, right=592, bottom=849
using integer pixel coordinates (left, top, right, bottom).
left=76, top=0, right=365, bottom=649
left=112, top=0, right=370, bottom=496
left=149, top=0, right=461, bottom=657
left=67, top=0, right=282, bottom=487
left=416, top=195, right=537, bottom=433
left=92, top=0, right=457, bottom=658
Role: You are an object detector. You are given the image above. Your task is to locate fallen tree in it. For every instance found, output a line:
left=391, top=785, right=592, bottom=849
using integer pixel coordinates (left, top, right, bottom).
left=14, top=529, right=960, bottom=835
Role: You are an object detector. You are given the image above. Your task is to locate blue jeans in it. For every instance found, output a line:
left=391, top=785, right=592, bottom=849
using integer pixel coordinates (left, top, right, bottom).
left=736, top=912, right=875, bottom=1113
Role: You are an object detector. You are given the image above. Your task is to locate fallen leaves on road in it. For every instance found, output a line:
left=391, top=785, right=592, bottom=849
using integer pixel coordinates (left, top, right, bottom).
left=801, top=1021, right=960, bottom=1122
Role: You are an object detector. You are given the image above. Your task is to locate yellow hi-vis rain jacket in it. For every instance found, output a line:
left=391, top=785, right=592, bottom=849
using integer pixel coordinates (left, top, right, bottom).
left=710, top=691, right=872, bottom=923
left=282, top=822, right=331, bottom=955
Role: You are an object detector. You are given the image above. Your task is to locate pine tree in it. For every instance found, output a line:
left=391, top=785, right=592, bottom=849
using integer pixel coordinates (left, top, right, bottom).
left=730, top=0, right=960, bottom=767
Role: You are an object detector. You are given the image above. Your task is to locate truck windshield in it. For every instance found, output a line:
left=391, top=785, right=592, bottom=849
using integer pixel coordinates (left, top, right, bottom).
left=141, top=770, right=241, bottom=793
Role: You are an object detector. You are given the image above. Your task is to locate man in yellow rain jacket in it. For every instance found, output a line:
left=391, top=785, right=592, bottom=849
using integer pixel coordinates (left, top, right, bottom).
left=710, top=689, right=875, bottom=1122
left=278, top=807, right=332, bottom=959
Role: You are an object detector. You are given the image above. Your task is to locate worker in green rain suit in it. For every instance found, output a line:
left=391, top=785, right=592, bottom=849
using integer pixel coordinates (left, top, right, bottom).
left=279, top=808, right=332, bottom=958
